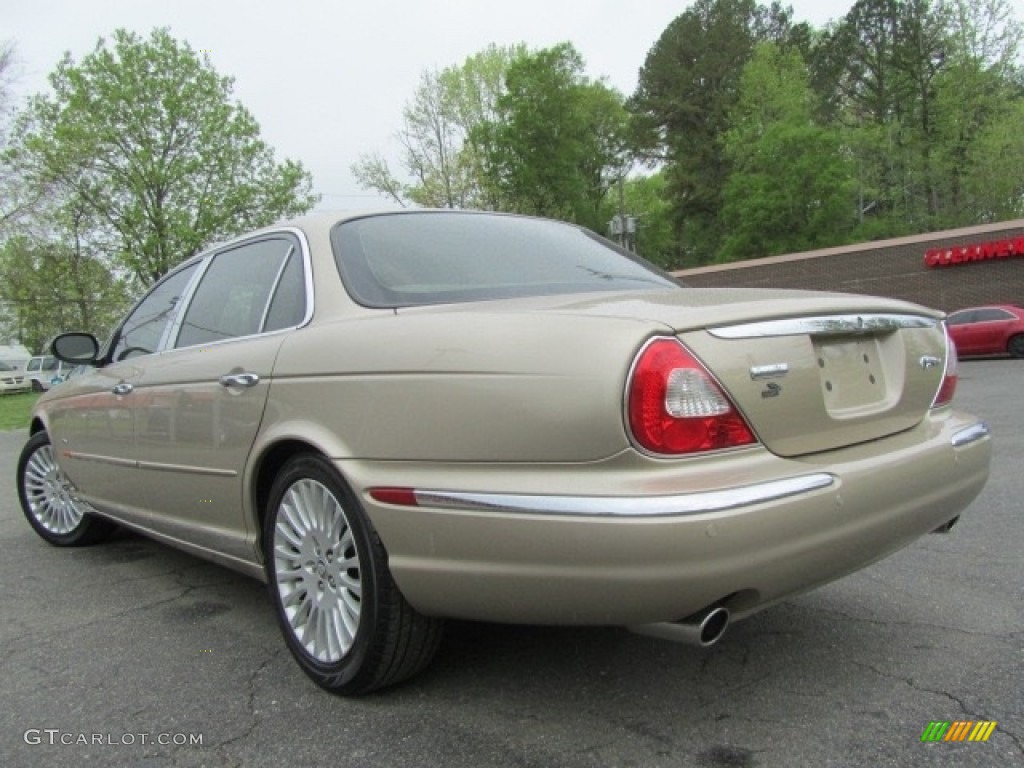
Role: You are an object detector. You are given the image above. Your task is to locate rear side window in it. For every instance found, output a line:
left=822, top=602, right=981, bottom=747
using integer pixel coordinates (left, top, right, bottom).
left=176, top=237, right=300, bottom=348
left=26, top=357, right=56, bottom=372
left=263, top=247, right=307, bottom=332
left=973, top=308, right=1014, bottom=322
left=331, top=212, right=678, bottom=308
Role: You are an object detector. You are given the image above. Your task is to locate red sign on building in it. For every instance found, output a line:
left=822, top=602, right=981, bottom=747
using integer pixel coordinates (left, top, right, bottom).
left=925, top=238, right=1024, bottom=267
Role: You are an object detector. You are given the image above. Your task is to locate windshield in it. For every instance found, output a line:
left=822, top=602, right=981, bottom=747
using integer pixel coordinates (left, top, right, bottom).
left=331, top=211, right=679, bottom=308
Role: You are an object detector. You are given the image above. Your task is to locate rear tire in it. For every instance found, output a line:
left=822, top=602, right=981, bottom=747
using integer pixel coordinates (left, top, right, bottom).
left=1008, top=334, right=1024, bottom=359
left=17, top=431, right=116, bottom=546
left=264, top=453, right=443, bottom=694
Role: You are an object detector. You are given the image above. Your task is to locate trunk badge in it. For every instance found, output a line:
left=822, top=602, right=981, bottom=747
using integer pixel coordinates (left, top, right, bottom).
left=920, top=356, right=941, bottom=370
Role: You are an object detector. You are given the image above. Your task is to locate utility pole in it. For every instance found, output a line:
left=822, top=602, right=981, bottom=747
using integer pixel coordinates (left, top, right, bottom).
left=617, top=176, right=626, bottom=249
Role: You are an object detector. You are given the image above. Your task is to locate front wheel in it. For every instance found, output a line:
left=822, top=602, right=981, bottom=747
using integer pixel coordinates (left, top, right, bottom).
left=1008, top=334, right=1024, bottom=359
left=264, top=453, right=442, bottom=695
left=17, top=431, right=115, bottom=546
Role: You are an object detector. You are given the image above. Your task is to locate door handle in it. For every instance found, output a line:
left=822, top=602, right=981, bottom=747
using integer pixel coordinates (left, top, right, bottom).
left=111, top=382, right=134, bottom=396
left=219, top=373, right=260, bottom=388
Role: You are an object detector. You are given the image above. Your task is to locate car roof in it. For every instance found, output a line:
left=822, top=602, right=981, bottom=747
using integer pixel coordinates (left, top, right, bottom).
left=952, top=304, right=1023, bottom=314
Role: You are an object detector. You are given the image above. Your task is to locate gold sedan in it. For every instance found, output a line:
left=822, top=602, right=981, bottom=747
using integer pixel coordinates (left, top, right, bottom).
left=18, top=211, right=991, bottom=694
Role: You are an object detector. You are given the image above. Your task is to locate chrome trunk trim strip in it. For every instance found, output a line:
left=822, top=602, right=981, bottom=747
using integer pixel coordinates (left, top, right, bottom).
left=708, top=314, right=937, bottom=339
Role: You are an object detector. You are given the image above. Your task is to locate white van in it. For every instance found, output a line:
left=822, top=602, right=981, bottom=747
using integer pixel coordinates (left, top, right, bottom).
left=25, top=355, right=75, bottom=392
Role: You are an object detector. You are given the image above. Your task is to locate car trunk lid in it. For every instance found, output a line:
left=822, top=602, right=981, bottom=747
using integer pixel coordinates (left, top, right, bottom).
left=679, top=312, right=947, bottom=457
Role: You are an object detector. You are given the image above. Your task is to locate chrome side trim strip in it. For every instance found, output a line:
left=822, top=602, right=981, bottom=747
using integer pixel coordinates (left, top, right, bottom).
left=63, top=451, right=138, bottom=469
left=709, top=314, right=937, bottom=339
left=410, top=474, right=836, bottom=518
left=62, top=451, right=237, bottom=477
left=951, top=422, right=990, bottom=448
left=136, top=460, right=237, bottom=477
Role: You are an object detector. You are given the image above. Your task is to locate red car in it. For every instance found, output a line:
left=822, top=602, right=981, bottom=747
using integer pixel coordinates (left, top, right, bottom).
left=946, top=304, right=1024, bottom=358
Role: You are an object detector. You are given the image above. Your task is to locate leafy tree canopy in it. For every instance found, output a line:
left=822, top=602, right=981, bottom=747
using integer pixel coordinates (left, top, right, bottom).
left=474, top=43, right=631, bottom=231
left=6, top=28, right=317, bottom=286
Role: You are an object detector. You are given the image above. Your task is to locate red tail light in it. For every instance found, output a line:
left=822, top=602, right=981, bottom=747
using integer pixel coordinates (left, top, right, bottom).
left=626, top=338, right=757, bottom=455
left=932, top=326, right=958, bottom=408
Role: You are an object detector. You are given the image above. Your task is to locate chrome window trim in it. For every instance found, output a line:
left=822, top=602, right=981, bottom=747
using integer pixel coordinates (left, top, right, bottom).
left=400, top=473, right=837, bottom=518
left=708, top=314, right=937, bottom=339
left=258, top=244, right=297, bottom=333
left=162, top=256, right=213, bottom=351
left=268, top=226, right=315, bottom=329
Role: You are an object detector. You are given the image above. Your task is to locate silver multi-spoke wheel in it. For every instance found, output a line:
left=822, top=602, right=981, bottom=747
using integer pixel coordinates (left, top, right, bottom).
left=18, top=431, right=113, bottom=547
left=265, top=454, right=442, bottom=694
left=273, top=478, right=362, bottom=663
left=23, top=441, right=89, bottom=535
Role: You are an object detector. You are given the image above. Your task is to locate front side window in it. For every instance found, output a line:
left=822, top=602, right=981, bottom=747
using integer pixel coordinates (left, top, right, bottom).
left=175, top=237, right=299, bottom=348
left=331, top=212, right=678, bottom=308
left=112, top=263, right=200, bottom=361
left=946, top=311, right=975, bottom=326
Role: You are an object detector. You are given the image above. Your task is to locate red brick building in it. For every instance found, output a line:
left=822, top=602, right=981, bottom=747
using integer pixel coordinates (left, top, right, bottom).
left=674, top=219, right=1024, bottom=313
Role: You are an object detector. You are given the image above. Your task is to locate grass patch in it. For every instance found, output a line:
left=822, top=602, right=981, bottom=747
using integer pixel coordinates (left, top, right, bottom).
left=0, top=392, right=39, bottom=431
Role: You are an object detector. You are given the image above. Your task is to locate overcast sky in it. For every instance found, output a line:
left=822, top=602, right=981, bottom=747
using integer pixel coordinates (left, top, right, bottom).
left=6, top=0, right=1024, bottom=212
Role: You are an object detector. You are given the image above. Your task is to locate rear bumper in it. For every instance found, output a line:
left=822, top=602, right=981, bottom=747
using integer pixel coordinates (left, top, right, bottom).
left=348, top=411, right=991, bottom=625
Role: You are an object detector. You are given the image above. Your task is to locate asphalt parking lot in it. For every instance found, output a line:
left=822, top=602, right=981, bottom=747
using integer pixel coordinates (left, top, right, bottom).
left=0, top=359, right=1020, bottom=768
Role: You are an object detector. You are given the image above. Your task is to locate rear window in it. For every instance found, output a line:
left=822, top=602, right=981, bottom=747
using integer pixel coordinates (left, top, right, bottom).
left=331, top=212, right=679, bottom=308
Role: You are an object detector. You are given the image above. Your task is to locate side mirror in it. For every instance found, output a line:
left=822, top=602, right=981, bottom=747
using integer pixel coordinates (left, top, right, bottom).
left=51, top=332, right=101, bottom=365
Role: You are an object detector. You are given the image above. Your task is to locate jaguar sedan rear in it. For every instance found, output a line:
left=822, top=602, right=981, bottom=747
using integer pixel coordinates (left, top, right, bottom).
left=18, top=210, right=991, bottom=694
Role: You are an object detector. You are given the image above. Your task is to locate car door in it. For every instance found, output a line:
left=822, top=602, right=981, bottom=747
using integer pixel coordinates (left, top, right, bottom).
left=132, top=234, right=309, bottom=562
left=971, top=308, right=1016, bottom=354
left=46, top=262, right=201, bottom=525
left=946, top=310, right=978, bottom=355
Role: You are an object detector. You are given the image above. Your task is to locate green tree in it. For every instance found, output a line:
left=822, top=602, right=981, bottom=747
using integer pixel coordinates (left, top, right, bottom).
left=475, top=43, right=631, bottom=231
left=7, top=28, right=317, bottom=286
left=720, top=44, right=856, bottom=261
left=960, top=99, right=1024, bottom=220
left=0, top=40, right=46, bottom=237
left=0, top=204, right=131, bottom=353
left=628, top=0, right=803, bottom=262
left=352, top=44, right=524, bottom=208
left=813, top=0, right=915, bottom=233
left=930, top=0, right=1024, bottom=223
left=812, top=0, right=1024, bottom=235
left=620, top=173, right=676, bottom=268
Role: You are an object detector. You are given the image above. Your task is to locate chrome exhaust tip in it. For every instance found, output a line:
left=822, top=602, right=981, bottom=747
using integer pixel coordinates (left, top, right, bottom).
left=628, top=605, right=730, bottom=647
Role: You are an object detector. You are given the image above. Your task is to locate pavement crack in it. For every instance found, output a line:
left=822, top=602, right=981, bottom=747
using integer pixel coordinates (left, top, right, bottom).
left=846, top=658, right=997, bottom=724
left=207, top=647, right=284, bottom=756
left=2, top=582, right=203, bottom=659
left=1001, top=725, right=1024, bottom=757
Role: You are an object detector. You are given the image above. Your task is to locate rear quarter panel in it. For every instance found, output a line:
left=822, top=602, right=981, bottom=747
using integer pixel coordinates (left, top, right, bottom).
left=262, top=311, right=662, bottom=463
